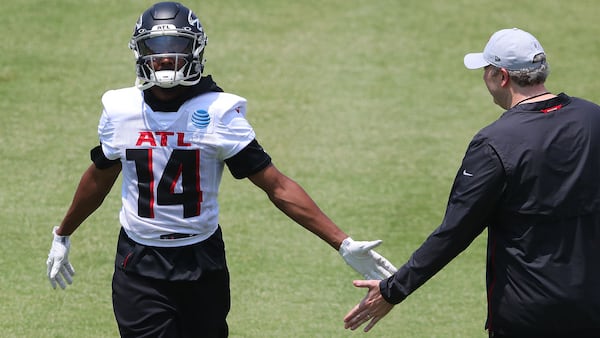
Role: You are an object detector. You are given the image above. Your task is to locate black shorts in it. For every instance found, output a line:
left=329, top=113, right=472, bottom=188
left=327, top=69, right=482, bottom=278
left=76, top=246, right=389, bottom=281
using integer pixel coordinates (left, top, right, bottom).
left=112, top=227, right=230, bottom=338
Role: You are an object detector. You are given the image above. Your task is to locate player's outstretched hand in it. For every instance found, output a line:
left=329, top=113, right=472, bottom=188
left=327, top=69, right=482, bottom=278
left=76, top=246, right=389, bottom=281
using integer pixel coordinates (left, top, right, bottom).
left=338, top=237, right=397, bottom=280
left=344, top=280, right=395, bottom=332
left=46, top=226, right=75, bottom=289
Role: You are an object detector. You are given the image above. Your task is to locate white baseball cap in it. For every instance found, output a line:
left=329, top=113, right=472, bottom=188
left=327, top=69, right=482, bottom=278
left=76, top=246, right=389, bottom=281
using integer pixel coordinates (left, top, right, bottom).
left=464, top=28, right=545, bottom=70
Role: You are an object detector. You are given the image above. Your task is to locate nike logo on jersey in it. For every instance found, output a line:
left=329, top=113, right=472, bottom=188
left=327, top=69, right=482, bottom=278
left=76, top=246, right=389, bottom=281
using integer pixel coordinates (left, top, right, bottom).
left=462, top=169, right=474, bottom=177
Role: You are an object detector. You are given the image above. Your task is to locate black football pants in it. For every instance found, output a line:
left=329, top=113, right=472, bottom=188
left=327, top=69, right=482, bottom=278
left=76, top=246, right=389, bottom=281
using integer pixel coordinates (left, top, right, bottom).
left=112, top=267, right=230, bottom=338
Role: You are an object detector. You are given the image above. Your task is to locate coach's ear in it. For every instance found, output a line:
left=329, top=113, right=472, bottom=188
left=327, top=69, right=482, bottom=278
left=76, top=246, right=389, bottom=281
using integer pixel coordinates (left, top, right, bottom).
left=500, top=68, right=510, bottom=87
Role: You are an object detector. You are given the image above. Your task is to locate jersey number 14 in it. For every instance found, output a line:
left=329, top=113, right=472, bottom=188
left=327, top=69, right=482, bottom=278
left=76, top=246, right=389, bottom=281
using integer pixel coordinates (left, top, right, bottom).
left=126, top=148, right=203, bottom=218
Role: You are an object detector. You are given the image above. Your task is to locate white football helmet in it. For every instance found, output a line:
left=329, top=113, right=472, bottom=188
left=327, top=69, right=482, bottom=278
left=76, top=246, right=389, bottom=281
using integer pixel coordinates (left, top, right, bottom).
left=129, top=2, right=208, bottom=90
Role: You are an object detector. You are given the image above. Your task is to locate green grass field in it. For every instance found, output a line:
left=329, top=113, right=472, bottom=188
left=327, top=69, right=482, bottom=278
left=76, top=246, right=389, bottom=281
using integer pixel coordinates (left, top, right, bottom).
left=2, top=0, right=600, bottom=337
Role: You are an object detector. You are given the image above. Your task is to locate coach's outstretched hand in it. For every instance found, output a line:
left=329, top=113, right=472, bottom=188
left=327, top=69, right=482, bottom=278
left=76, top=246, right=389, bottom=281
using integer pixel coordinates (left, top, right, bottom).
left=338, top=237, right=397, bottom=280
left=47, top=226, right=75, bottom=289
left=344, top=279, right=395, bottom=332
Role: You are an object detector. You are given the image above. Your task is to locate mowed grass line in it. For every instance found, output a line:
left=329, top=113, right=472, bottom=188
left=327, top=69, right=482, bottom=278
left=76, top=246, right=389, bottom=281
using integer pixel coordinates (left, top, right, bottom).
left=1, top=1, right=599, bottom=337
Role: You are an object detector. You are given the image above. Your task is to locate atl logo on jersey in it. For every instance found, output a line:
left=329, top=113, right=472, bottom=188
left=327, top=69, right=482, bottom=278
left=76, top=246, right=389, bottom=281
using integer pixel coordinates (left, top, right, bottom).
left=135, top=131, right=192, bottom=147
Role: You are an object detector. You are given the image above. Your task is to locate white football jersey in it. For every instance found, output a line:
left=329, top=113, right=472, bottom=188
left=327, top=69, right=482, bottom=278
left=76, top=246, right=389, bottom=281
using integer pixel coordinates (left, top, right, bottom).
left=98, top=86, right=255, bottom=247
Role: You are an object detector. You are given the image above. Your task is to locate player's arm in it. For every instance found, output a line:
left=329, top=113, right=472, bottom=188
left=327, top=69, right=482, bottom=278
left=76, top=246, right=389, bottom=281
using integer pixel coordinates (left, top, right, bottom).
left=225, top=138, right=347, bottom=246
left=56, top=161, right=121, bottom=236
left=47, top=147, right=121, bottom=289
left=248, top=163, right=399, bottom=279
left=226, top=139, right=396, bottom=279
left=248, top=163, right=348, bottom=249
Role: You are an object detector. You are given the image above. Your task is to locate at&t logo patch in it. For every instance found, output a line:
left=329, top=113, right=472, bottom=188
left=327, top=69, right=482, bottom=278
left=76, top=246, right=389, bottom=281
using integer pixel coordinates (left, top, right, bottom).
left=191, top=110, right=210, bottom=129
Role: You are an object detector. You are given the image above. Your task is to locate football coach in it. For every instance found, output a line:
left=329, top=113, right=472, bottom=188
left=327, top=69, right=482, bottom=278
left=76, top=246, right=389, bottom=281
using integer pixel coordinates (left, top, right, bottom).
left=343, top=28, right=600, bottom=338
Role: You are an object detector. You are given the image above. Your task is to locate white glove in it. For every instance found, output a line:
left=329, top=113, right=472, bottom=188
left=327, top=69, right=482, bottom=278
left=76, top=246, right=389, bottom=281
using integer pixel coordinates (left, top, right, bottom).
left=46, top=226, right=75, bottom=289
left=339, top=237, right=397, bottom=280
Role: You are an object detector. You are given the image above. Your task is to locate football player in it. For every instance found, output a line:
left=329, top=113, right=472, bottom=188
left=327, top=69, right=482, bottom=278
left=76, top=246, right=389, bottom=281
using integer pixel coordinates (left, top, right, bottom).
left=46, top=2, right=396, bottom=337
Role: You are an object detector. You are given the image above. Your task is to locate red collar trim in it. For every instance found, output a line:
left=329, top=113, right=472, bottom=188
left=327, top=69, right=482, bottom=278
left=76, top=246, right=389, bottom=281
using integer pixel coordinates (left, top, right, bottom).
left=541, top=104, right=563, bottom=114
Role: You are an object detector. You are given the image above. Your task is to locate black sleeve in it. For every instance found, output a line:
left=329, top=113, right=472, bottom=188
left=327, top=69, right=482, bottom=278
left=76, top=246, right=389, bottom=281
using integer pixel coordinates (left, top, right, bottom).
left=380, top=136, right=506, bottom=304
left=225, top=139, right=272, bottom=179
left=90, top=144, right=120, bottom=169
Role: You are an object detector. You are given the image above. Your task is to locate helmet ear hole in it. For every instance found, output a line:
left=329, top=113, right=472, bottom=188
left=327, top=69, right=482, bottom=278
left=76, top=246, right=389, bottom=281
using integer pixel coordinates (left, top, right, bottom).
left=130, top=2, right=207, bottom=89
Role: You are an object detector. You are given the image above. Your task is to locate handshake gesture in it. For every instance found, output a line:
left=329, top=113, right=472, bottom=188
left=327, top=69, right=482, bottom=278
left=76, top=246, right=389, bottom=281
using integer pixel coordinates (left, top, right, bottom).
left=45, top=231, right=396, bottom=290
left=338, top=237, right=397, bottom=280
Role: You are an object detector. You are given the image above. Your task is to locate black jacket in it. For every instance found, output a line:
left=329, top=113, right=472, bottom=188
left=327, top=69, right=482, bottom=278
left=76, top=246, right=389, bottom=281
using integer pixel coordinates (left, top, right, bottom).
left=380, top=93, right=600, bottom=336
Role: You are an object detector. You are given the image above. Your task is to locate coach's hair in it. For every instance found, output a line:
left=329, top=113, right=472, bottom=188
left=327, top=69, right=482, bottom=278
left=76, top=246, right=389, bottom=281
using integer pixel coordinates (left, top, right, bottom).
left=490, top=53, right=550, bottom=86
left=512, top=53, right=550, bottom=86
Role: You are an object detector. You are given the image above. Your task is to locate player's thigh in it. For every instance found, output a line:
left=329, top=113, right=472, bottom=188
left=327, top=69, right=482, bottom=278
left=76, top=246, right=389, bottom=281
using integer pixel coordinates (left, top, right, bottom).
left=112, top=269, right=182, bottom=337
left=176, top=269, right=231, bottom=335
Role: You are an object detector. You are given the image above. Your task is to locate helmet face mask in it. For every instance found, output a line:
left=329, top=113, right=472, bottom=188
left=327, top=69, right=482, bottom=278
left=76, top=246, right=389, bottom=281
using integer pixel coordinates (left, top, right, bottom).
left=130, top=2, right=207, bottom=90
